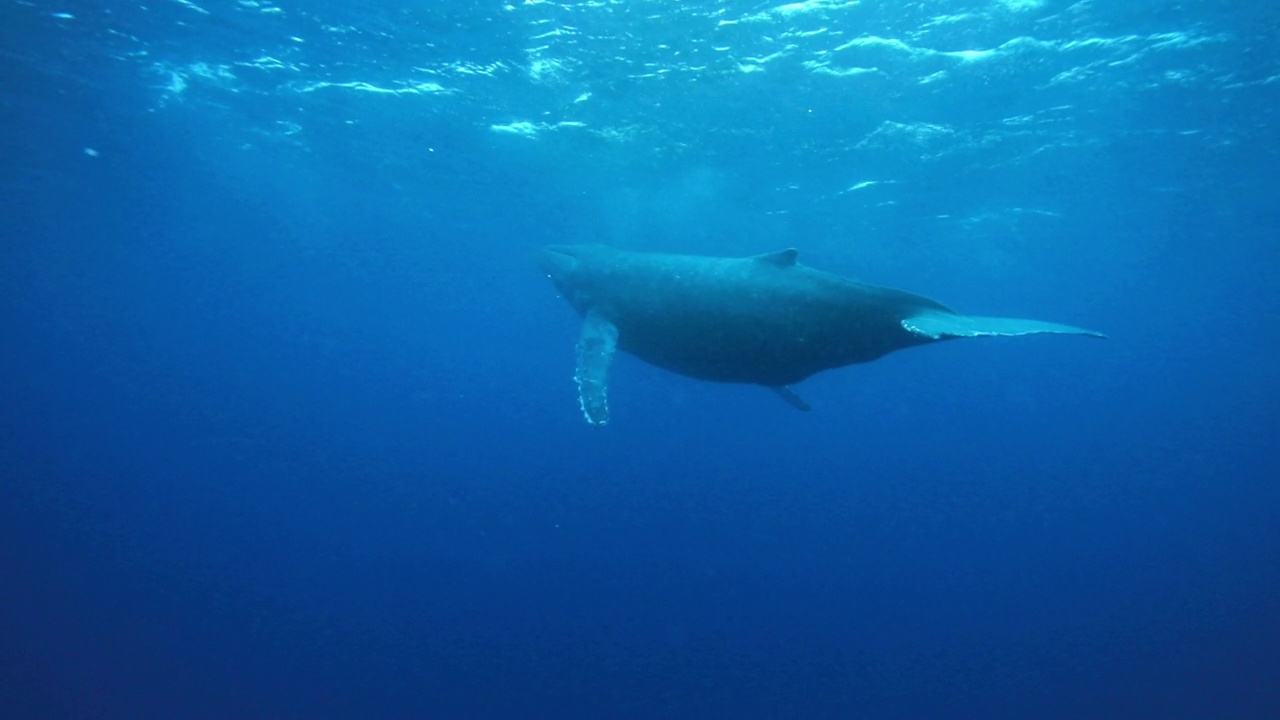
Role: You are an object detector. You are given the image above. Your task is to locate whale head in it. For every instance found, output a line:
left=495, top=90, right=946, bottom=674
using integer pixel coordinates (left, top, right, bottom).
left=540, top=244, right=616, bottom=316
left=539, top=245, right=581, bottom=288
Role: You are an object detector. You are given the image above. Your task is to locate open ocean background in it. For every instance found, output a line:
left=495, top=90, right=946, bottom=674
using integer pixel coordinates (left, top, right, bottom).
left=2, top=1, right=1278, bottom=718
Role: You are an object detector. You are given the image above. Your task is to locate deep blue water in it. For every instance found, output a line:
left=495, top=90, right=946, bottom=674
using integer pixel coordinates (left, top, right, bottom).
left=2, top=1, right=1278, bottom=718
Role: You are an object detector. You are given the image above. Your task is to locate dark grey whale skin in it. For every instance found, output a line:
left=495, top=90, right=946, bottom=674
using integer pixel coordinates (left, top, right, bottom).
left=539, top=244, right=960, bottom=387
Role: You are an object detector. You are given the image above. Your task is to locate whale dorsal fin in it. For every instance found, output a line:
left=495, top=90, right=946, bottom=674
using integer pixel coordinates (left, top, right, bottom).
left=753, top=248, right=798, bottom=267
left=769, top=385, right=811, bottom=412
left=574, top=309, right=619, bottom=426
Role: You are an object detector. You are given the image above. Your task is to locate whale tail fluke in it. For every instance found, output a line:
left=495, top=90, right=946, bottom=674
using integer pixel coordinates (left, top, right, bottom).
left=903, top=311, right=1107, bottom=341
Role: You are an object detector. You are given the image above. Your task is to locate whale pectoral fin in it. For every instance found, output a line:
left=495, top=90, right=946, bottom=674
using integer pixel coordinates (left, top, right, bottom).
left=769, top=385, right=812, bottom=412
left=903, top=311, right=1107, bottom=340
left=574, top=309, right=620, bottom=426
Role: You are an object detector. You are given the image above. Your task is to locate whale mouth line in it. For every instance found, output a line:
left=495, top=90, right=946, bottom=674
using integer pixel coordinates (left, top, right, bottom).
left=539, top=246, right=579, bottom=281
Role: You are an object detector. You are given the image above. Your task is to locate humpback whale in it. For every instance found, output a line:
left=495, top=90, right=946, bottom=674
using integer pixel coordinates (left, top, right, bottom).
left=540, top=245, right=1104, bottom=425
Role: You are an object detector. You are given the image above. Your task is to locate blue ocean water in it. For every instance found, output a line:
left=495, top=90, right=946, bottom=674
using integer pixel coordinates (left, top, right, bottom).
left=2, top=0, right=1278, bottom=717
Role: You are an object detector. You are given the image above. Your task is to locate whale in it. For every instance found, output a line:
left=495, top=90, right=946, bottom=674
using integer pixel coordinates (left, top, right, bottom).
left=539, top=244, right=1104, bottom=425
